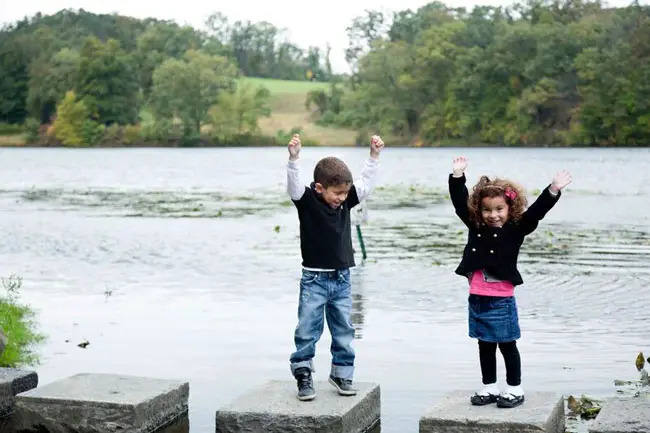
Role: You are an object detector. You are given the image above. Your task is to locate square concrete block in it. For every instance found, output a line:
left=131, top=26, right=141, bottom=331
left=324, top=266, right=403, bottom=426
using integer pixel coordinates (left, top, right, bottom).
left=590, top=395, right=650, bottom=433
left=14, top=373, right=188, bottom=433
left=215, top=380, right=380, bottom=433
left=0, top=368, right=38, bottom=417
left=419, top=390, right=565, bottom=433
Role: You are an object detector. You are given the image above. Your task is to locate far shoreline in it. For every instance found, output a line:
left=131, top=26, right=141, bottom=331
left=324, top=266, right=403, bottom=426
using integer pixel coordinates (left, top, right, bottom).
left=2, top=135, right=648, bottom=149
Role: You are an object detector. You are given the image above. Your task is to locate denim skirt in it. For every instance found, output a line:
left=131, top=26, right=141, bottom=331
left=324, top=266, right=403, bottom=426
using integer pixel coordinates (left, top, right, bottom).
left=468, top=294, right=520, bottom=342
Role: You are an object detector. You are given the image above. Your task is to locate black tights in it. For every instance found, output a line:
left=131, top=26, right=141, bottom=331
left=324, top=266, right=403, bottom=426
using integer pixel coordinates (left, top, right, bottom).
left=478, top=340, right=521, bottom=386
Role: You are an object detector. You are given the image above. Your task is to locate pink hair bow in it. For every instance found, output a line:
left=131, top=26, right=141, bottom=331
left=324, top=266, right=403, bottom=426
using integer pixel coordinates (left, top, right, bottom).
left=504, top=189, right=517, bottom=200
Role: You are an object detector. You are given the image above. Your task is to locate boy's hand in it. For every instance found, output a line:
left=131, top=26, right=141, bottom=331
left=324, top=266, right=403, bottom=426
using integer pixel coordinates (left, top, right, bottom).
left=288, top=134, right=301, bottom=161
left=452, top=156, right=467, bottom=177
left=370, top=135, right=384, bottom=159
left=550, top=170, right=572, bottom=193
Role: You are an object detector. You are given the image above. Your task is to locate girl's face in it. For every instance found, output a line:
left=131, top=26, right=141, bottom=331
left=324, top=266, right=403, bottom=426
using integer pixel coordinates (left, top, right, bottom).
left=481, top=196, right=509, bottom=227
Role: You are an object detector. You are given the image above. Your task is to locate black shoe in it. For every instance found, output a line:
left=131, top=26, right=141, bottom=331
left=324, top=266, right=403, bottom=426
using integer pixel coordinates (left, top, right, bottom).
left=470, top=393, right=499, bottom=406
left=328, top=376, right=357, bottom=396
left=497, top=393, right=525, bottom=408
left=294, top=367, right=315, bottom=401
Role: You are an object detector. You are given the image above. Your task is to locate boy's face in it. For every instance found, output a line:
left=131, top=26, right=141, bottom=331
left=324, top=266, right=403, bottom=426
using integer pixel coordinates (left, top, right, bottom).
left=315, top=183, right=351, bottom=208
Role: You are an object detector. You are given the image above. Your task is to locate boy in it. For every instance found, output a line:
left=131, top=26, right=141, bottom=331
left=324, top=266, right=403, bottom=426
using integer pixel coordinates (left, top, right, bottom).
left=286, top=133, right=384, bottom=401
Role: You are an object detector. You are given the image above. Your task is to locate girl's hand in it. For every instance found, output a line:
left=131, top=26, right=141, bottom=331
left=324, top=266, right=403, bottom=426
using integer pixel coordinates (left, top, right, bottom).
left=550, top=170, right=572, bottom=193
left=452, top=156, right=467, bottom=177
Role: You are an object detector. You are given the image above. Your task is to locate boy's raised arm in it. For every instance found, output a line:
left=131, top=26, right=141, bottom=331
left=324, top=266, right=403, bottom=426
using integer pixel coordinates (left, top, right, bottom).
left=354, top=135, right=384, bottom=202
left=287, top=134, right=305, bottom=201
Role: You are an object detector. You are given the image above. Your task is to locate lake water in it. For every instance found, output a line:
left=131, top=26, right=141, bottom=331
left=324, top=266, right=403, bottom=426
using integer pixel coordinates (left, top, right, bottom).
left=1, top=147, right=649, bottom=432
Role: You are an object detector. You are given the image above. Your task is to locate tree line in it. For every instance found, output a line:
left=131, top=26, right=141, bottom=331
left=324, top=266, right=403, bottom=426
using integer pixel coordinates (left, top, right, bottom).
left=1, top=2, right=648, bottom=147
left=314, top=0, right=650, bottom=146
left=0, top=9, right=330, bottom=146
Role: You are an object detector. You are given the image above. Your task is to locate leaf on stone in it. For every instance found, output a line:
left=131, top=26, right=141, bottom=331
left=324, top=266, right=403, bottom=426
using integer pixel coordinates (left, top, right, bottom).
left=580, top=396, right=596, bottom=409
left=567, top=395, right=603, bottom=419
left=583, top=406, right=601, bottom=420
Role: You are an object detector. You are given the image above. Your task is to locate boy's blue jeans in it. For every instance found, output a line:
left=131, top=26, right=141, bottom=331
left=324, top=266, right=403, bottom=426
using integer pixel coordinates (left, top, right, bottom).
left=290, top=269, right=355, bottom=380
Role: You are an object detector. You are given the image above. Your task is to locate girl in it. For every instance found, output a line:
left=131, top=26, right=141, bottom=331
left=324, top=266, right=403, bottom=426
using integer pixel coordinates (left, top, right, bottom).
left=449, top=156, right=571, bottom=408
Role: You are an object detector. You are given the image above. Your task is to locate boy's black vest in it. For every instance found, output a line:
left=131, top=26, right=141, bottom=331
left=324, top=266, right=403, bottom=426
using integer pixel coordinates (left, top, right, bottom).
left=293, top=184, right=360, bottom=269
left=449, top=174, right=561, bottom=286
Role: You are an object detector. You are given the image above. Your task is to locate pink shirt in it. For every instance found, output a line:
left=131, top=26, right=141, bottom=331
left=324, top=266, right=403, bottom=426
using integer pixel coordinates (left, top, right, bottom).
left=469, top=270, right=515, bottom=297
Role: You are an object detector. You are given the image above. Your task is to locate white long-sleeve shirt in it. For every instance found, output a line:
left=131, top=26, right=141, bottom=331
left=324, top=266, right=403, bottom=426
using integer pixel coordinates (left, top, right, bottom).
left=286, top=157, right=380, bottom=202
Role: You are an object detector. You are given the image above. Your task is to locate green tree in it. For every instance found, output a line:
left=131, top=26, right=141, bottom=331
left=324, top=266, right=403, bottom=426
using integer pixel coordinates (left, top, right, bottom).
left=150, top=50, right=237, bottom=139
left=52, top=90, right=88, bottom=146
left=333, top=1, right=650, bottom=146
left=349, top=40, right=419, bottom=134
left=304, top=47, right=328, bottom=81
left=0, top=35, right=30, bottom=123
left=135, top=23, right=203, bottom=96
left=205, top=13, right=325, bottom=81
left=389, top=2, right=456, bottom=43
left=304, top=45, right=343, bottom=122
left=209, top=82, right=271, bottom=140
left=77, top=36, right=140, bottom=125
left=0, top=9, right=152, bottom=125
left=0, top=24, right=60, bottom=124
left=414, top=21, right=468, bottom=140
left=572, top=7, right=650, bottom=145
left=27, top=48, right=80, bottom=123
left=345, top=10, right=390, bottom=85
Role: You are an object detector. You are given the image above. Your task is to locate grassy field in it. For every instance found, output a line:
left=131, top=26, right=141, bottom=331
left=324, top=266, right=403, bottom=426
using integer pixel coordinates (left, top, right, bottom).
left=0, top=134, right=26, bottom=146
left=239, top=77, right=329, bottom=94
left=240, top=77, right=358, bottom=146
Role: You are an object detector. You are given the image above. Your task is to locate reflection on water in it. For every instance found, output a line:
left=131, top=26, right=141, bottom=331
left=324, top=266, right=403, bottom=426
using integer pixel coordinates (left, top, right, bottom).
left=0, top=147, right=648, bottom=433
left=351, top=292, right=366, bottom=339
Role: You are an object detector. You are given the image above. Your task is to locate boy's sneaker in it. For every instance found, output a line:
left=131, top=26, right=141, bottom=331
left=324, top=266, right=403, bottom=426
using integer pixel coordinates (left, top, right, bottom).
left=328, top=375, right=357, bottom=396
left=294, top=367, right=315, bottom=401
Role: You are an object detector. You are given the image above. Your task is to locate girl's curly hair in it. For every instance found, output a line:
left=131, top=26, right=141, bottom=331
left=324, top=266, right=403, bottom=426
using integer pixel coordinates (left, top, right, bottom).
left=468, top=176, right=527, bottom=226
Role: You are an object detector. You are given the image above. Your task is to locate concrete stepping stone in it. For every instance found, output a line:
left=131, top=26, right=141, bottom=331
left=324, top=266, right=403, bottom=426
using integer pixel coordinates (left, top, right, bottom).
left=0, top=368, right=38, bottom=418
left=13, top=372, right=188, bottom=433
left=215, top=380, right=380, bottom=433
left=589, top=395, right=650, bottom=433
left=419, top=390, right=565, bottom=433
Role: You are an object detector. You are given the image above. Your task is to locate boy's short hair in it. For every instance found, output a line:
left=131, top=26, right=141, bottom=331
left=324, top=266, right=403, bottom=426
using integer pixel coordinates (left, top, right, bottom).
left=313, top=157, right=353, bottom=188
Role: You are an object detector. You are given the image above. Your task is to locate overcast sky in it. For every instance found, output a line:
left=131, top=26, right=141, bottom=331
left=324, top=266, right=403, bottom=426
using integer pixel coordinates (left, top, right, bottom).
left=1, top=0, right=645, bottom=72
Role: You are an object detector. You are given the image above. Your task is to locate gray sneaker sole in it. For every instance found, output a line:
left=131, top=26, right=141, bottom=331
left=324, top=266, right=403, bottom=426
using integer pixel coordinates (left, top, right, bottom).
left=328, top=377, right=357, bottom=396
left=297, top=392, right=316, bottom=401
